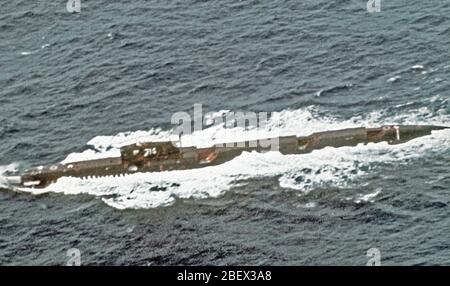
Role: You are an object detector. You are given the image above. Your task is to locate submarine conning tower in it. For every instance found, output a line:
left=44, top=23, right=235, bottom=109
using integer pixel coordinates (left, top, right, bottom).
left=4, top=124, right=448, bottom=188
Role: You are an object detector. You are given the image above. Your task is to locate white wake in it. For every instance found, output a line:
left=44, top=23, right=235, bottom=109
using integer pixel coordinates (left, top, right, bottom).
left=13, top=104, right=450, bottom=209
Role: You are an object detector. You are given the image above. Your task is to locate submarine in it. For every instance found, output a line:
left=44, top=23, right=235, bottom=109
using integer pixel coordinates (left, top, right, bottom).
left=4, top=124, right=448, bottom=188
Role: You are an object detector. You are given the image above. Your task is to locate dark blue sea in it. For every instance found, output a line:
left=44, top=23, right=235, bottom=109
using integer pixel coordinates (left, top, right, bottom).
left=0, top=0, right=449, bottom=265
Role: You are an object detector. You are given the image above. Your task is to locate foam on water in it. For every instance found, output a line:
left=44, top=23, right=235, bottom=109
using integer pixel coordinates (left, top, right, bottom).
left=353, top=188, right=383, bottom=204
left=17, top=105, right=450, bottom=209
left=0, top=163, right=20, bottom=188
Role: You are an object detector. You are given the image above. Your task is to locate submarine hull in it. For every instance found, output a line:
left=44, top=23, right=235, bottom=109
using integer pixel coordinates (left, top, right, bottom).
left=5, top=124, right=448, bottom=188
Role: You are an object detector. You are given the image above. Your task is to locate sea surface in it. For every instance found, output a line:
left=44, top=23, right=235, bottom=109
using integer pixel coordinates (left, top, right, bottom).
left=0, top=0, right=449, bottom=265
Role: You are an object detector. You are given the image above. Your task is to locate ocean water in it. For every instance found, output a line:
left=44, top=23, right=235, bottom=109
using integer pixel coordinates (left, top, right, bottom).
left=0, top=0, right=449, bottom=265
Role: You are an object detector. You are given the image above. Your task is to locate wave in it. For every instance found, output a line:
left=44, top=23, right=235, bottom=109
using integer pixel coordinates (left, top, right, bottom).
left=315, top=83, right=354, bottom=97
